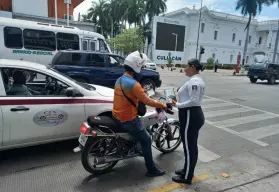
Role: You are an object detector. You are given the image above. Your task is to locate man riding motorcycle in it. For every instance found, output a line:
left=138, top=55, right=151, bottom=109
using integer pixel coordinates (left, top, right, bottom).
left=112, top=51, right=167, bottom=177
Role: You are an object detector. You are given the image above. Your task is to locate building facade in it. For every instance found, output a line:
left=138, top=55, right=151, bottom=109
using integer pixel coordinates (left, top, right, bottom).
left=0, top=0, right=97, bottom=32
left=162, top=6, right=279, bottom=65
left=0, top=0, right=83, bottom=19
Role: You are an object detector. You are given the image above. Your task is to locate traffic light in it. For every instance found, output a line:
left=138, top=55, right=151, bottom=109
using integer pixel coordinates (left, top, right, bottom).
left=200, top=46, right=205, bottom=54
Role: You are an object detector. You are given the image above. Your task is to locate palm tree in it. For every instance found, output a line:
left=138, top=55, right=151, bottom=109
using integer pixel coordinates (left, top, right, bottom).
left=87, top=0, right=108, bottom=36
left=125, top=0, right=146, bottom=27
left=236, top=0, right=270, bottom=67
left=145, top=0, right=167, bottom=22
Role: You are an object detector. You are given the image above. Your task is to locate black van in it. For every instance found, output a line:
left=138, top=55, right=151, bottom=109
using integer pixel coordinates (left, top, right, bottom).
left=247, top=62, right=279, bottom=84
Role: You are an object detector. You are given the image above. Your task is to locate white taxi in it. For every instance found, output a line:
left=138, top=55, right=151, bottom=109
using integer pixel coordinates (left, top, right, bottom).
left=0, top=59, right=114, bottom=151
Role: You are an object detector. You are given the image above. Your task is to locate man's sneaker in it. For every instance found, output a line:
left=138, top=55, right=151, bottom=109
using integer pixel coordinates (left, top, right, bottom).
left=146, top=169, right=165, bottom=177
left=172, top=175, right=192, bottom=185
left=175, top=169, right=184, bottom=176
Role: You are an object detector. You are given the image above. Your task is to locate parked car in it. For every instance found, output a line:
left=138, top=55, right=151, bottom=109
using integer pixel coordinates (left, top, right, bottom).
left=0, top=59, right=114, bottom=151
left=247, top=62, right=279, bottom=84
left=50, top=51, right=162, bottom=91
left=144, top=59, right=157, bottom=70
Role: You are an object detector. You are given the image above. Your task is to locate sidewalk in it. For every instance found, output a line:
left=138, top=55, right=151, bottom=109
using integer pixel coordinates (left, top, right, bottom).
left=148, top=143, right=279, bottom=192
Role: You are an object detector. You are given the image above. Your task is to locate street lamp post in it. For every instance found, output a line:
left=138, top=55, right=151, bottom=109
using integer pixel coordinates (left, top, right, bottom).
left=55, top=0, right=58, bottom=24
left=65, top=0, right=71, bottom=26
left=195, top=0, right=203, bottom=58
left=172, top=33, right=178, bottom=51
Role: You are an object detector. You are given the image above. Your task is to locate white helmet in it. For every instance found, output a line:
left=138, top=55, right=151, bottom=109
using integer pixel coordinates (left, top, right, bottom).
left=124, top=51, right=148, bottom=73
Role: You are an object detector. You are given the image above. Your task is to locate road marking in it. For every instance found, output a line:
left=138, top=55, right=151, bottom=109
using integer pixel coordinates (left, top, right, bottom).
left=205, top=120, right=269, bottom=147
left=205, top=96, right=279, bottom=118
left=204, top=108, right=253, bottom=118
left=147, top=174, right=209, bottom=192
left=241, top=124, right=279, bottom=139
left=173, top=108, right=268, bottom=147
left=198, top=145, right=221, bottom=162
left=212, top=114, right=277, bottom=127
left=202, top=103, right=235, bottom=109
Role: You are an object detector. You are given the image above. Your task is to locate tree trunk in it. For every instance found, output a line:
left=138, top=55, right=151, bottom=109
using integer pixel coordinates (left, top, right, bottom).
left=273, top=20, right=279, bottom=63
left=110, top=18, right=114, bottom=38
left=242, top=14, right=251, bottom=66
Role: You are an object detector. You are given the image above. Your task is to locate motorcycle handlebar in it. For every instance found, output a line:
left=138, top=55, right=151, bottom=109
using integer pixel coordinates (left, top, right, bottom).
left=156, top=103, right=174, bottom=115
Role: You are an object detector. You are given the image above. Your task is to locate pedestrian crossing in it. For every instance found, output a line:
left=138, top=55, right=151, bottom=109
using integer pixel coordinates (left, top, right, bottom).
left=155, top=88, right=279, bottom=163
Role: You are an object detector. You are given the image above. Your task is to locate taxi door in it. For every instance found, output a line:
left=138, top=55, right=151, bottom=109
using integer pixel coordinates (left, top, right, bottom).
left=0, top=68, right=85, bottom=147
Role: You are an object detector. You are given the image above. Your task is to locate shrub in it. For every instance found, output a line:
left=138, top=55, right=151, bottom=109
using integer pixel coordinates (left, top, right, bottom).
left=175, top=64, right=181, bottom=68
left=207, top=57, right=215, bottom=65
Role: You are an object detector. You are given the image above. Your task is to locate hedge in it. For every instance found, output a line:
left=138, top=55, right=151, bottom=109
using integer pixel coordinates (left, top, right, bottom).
left=174, top=63, right=235, bottom=70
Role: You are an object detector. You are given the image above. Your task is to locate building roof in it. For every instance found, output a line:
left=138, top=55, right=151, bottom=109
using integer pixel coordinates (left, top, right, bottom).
left=163, top=6, right=270, bottom=25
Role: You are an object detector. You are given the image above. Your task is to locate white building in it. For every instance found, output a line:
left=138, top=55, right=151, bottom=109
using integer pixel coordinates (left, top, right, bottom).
left=161, top=6, right=279, bottom=65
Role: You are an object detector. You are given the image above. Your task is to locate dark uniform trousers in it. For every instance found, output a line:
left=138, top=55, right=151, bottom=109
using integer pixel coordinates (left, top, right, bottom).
left=178, top=106, right=205, bottom=180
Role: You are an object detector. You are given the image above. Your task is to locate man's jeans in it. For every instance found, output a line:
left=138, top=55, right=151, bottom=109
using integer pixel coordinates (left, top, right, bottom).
left=119, top=116, right=156, bottom=172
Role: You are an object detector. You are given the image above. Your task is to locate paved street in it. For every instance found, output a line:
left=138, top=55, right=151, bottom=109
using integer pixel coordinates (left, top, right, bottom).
left=1, top=69, right=279, bottom=192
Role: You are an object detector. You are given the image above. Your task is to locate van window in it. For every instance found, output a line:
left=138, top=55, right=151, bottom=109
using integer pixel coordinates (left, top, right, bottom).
left=4, top=27, right=23, bottom=49
left=23, top=29, right=56, bottom=51
left=57, top=33, right=79, bottom=50
left=90, top=41, right=96, bottom=51
left=98, top=39, right=109, bottom=52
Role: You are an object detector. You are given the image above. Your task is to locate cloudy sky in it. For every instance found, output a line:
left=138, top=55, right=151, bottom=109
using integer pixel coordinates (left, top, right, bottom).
left=74, top=0, right=279, bottom=21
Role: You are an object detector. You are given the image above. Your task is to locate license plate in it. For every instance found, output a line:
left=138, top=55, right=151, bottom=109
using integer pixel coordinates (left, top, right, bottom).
left=254, top=76, right=258, bottom=78
left=79, top=134, right=88, bottom=146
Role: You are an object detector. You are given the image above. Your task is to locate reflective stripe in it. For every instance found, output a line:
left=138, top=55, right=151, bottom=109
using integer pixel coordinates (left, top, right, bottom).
left=184, top=109, right=190, bottom=178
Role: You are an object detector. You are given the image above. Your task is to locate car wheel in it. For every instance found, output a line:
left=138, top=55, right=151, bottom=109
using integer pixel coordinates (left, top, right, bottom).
left=74, top=77, right=88, bottom=83
left=268, top=75, right=275, bottom=85
left=250, top=77, right=257, bottom=83
left=141, top=78, right=155, bottom=91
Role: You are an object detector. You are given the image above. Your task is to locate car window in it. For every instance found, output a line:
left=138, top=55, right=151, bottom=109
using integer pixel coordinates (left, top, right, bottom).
left=85, top=54, right=105, bottom=67
left=71, top=53, right=83, bottom=65
left=53, top=52, right=71, bottom=65
left=108, top=55, right=120, bottom=66
left=1, top=68, right=70, bottom=97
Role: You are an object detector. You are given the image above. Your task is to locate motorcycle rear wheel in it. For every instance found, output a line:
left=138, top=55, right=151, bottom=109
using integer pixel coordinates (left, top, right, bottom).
left=81, top=137, right=118, bottom=174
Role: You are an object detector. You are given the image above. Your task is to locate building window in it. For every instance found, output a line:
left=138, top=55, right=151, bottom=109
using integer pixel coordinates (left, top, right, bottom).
left=4, top=27, right=23, bottom=49
left=239, top=40, right=242, bottom=46
left=212, top=53, right=216, bottom=59
left=201, top=23, right=205, bottom=33
left=214, top=31, right=218, bottom=40
left=249, top=35, right=252, bottom=44
left=246, top=56, right=249, bottom=63
left=259, top=37, right=262, bottom=44
left=232, top=33, right=236, bottom=42
left=57, top=32, right=80, bottom=50
left=230, top=55, right=233, bottom=63
left=23, top=29, right=56, bottom=51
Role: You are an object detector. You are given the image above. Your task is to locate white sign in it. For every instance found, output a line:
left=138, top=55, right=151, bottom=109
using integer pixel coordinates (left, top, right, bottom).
left=154, top=51, right=184, bottom=64
left=152, top=16, right=187, bottom=64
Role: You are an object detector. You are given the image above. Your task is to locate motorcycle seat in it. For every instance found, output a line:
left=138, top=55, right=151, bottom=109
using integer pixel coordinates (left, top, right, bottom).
left=87, top=116, right=126, bottom=133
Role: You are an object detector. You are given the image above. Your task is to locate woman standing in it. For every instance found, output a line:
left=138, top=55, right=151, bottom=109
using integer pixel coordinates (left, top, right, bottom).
left=171, top=58, right=205, bottom=185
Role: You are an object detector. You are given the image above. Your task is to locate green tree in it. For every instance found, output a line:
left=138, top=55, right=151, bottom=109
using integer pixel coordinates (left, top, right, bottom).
left=235, top=0, right=271, bottom=66
left=207, top=57, right=214, bottom=65
left=107, top=27, right=144, bottom=53
left=87, top=0, right=108, bottom=36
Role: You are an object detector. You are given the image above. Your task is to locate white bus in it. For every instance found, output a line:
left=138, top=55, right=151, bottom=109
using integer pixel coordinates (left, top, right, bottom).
left=0, top=17, right=112, bottom=66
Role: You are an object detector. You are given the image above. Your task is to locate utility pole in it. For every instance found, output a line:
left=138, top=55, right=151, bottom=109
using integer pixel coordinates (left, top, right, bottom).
left=55, top=0, right=58, bottom=24
left=273, top=20, right=279, bottom=63
left=65, top=0, right=71, bottom=26
left=195, top=0, right=203, bottom=58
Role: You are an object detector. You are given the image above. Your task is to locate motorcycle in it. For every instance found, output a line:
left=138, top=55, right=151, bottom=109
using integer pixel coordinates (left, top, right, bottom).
left=73, top=89, right=181, bottom=174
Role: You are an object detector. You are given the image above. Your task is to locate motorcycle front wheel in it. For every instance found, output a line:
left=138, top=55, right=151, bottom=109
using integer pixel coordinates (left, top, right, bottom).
left=155, top=122, right=182, bottom=153
left=81, top=137, right=118, bottom=174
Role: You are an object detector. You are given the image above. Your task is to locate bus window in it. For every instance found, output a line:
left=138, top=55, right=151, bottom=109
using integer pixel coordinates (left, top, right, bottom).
left=57, top=33, right=79, bottom=50
left=4, top=27, right=23, bottom=49
left=23, top=29, right=56, bottom=51
left=90, top=41, right=96, bottom=51
left=98, top=39, right=109, bottom=52
left=83, top=40, right=88, bottom=50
